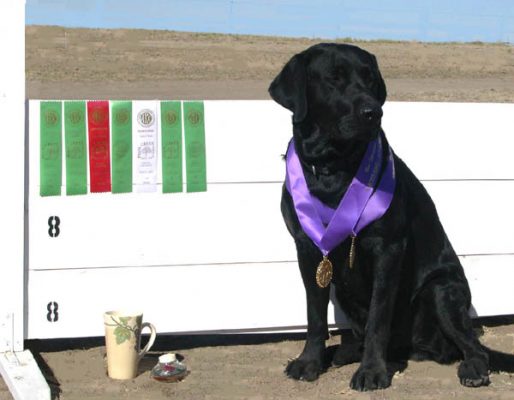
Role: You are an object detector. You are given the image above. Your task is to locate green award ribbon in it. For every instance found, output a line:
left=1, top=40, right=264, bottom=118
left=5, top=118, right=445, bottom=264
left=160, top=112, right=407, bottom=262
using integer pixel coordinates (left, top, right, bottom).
left=183, top=101, right=207, bottom=192
left=161, top=101, right=183, bottom=193
left=64, top=101, right=87, bottom=195
left=111, top=101, right=133, bottom=194
left=40, top=101, right=63, bottom=196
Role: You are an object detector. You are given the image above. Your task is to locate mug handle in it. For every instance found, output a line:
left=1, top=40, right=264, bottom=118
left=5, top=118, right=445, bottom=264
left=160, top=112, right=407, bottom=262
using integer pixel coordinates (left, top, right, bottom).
left=138, top=322, right=157, bottom=360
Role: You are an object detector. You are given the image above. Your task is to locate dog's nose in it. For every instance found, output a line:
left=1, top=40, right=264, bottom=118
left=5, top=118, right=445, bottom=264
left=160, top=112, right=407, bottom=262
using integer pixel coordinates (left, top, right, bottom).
left=359, top=105, right=383, bottom=123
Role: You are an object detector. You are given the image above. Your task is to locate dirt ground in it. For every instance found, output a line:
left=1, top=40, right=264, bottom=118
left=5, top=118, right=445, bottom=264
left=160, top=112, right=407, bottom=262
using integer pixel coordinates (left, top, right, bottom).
left=26, top=25, right=514, bottom=102
left=2, top=25, right=513, bottom=399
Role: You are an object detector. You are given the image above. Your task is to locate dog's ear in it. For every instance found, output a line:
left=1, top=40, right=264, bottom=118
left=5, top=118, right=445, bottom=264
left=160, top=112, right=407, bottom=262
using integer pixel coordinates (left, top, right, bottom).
left=268, top=54, right=307, bottom=123
left=371, top=55, right=387, bottom=105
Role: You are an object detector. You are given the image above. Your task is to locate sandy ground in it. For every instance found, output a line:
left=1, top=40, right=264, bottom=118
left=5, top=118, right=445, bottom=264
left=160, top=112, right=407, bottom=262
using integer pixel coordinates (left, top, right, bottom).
left=1, top=25, right=513, bottom=399
left=8, top=321, right=514, bottom=400
left=26, top=26, right=514, bottom=102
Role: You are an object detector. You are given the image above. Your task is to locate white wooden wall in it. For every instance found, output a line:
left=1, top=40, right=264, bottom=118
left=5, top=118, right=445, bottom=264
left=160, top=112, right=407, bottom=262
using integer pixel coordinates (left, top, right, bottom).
left=26, top=101, right=514, bottom=339
left=0, top=3, right=52, bottom=400
left=0, top=0, right=25, bottom=351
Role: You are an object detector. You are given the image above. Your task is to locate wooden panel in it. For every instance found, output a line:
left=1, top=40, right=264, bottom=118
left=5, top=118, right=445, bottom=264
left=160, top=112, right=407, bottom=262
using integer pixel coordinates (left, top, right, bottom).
left=29, top=180, right=514, bottom=270
left=27, top=262, right=308, bottom=339
left=204, top=101, right=291, bottom=183
left=29, top=100, right=514, bottom=186
left=464, top=255, right=514, bottom=317
left=27, top=254, right=514, bottom=339
left=29, top=183, right=294, bottom=270
left=26, top=101, right=514, bottom=339
left=28, top=100, right=292, bottom=187
left=424, top=180, right=514, bottom=256
left=0, top=0, right=25, bottom=352
left=383, top=102, right=514, bottom=180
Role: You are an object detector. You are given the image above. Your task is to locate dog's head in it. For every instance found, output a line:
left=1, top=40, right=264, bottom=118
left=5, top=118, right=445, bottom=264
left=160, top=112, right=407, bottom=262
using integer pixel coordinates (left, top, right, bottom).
left=269, top=43, right=386, bottom=147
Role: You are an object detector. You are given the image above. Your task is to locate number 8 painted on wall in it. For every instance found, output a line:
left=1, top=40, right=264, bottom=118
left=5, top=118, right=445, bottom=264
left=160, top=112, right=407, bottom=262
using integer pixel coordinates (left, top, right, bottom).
left=46, top=301, right=59, bottom=322
left=48, top=216, right=60, bottom=237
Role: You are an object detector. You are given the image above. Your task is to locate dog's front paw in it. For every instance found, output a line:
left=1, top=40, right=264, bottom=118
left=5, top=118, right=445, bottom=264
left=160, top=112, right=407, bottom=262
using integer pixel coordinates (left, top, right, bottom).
left=285, top=357, right=323, bottom=382
left=458, top=357, right=490, bottom=387
left=350, top=364, right=390, bottom=391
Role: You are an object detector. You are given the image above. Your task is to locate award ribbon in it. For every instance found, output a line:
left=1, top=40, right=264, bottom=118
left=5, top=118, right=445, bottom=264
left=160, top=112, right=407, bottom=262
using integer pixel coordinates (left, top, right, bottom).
left=87, top=100, right=112, bottom=193
left=111, top=101, right=133, bottom=194
left=286, top=133, right=395, bottom=255
left=183, top=101, right=207, bottom=192
left=133, top=101, right=158, bottom=193
left=160, top=101, right=183, bottom=193
left=64, top=101, right=87, bottom=195
left=285, top=132, right=395, bottom=286
left=40, top=101, right=63, bottom=196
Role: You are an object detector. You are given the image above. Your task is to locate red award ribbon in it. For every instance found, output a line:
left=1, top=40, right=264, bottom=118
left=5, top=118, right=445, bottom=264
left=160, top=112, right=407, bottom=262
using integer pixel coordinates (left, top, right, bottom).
left=87, top=100, right=112, bottom=193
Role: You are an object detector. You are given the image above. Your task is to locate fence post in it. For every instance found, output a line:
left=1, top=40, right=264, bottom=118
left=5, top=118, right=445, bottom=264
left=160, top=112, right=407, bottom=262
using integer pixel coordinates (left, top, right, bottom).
left=0, top=1, right=50, bottom=399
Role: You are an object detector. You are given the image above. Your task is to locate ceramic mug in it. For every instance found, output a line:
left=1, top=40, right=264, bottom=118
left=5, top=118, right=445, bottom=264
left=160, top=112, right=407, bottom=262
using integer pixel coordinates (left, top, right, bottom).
left=103, top=310, right=157, bottom=379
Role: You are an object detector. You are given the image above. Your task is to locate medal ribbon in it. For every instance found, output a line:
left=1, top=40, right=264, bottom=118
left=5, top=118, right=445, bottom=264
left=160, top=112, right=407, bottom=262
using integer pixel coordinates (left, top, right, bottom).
left=87, top=101, right=111, bottom=193
left=183, top=101, right=207, bottom=192
left=161, top=101, right=183, bottom=193
left=40, top=101, right=63, bottom=196
left=285, top=132, right=395, bottom=256
left=111, top=101, right=133, bottom=194
left=64, top=101, right=87, bottom=195
left=133, top=101, right=158, bottom=193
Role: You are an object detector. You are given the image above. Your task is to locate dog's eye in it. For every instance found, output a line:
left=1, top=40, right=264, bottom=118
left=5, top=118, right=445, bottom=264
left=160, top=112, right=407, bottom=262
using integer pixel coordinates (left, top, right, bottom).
left=360, top=67, right=373, bottom=81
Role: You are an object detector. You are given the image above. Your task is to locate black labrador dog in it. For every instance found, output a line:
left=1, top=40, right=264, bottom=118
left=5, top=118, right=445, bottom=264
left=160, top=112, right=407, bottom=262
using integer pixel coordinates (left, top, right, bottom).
left=269, top=43, right=512, bottom=391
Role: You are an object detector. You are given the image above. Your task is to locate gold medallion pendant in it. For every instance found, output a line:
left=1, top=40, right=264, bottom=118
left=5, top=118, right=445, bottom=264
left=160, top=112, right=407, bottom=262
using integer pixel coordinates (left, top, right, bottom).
left=316, top=256, right=333, bottom=288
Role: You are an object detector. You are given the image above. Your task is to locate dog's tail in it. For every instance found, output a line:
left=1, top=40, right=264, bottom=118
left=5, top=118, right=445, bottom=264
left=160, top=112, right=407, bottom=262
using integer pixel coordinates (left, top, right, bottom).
left=484, top=346, right=514, bottom=373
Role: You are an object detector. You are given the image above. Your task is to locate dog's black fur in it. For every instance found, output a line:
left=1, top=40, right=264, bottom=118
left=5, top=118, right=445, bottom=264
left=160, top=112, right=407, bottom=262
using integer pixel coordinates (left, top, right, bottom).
left=269, top=43, right=514, bottom=391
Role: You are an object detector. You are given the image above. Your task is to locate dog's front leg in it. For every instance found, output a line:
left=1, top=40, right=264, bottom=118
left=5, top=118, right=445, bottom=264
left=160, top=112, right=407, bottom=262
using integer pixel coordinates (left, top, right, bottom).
left=350, top=240, right=404, bottom=391
left=285, top=243, right=330, bottom=381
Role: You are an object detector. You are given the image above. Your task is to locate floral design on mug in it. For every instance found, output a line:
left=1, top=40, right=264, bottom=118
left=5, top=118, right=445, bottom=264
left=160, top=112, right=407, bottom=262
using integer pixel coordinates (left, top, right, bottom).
left=106, top=316, right=138, bottom=345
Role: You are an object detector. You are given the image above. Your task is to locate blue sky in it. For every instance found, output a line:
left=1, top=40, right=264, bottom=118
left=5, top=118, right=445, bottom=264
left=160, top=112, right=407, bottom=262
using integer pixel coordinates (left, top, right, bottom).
left=26, top=0, right=514, bottom=43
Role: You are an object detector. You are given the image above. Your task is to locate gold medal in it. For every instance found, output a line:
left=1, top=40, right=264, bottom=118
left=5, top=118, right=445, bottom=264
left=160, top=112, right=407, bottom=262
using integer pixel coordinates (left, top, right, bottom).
left=349, top=235, right=356, bottom=268
left=316, top=256, right=333, bottom=288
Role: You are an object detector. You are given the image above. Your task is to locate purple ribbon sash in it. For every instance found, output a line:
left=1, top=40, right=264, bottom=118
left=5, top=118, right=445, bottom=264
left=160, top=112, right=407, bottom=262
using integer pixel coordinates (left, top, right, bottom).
left=285, top=133, right=396, bottom=256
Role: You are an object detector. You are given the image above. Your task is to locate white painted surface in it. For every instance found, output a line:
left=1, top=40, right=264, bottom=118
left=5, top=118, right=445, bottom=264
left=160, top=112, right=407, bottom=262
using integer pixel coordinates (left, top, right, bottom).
left=424, top=181, right=514, bottom=256
left=27, top=262, right=306, bottom=339
left=0, top=2, right=51, bottom=398
left=0, top=351, right=50, bottom=400
left=0, top=0, right=25, bottom=352
left=28, top=100, right=292, bottom=186
left=26, top=100, right=514, bottom=339
left=203, top=101, right=291, bottom=183
left=464, top=255, right=514, bottom=317
left=32, top=101, right=514, bottom=185
left=26, top=254, right=513, bottom=339
left=208, top=101, right=514, bottom=182
left=27, top=180, right=514, bottom=271
left=200, top=101, right=514, bottom=182
left=28, top=101, right=514, bottom=186
left=29, top=183, right=291, bottom=269
left=382, top=102, right=514, bottom=180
